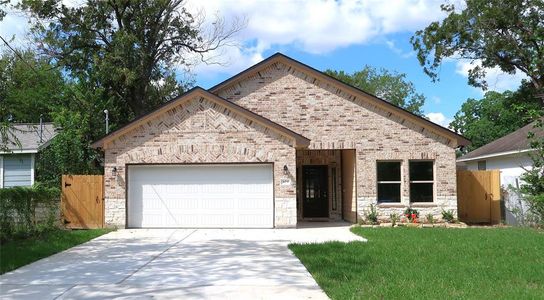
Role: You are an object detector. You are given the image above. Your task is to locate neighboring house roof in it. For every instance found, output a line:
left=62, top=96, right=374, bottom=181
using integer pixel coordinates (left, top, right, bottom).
left=91, top=87, right=311, bottom=149
left=0, top=123, right=57, bottom=154
left=209, top=53, right=470, bottom=147
left=457, top=120, right=543, bottom=162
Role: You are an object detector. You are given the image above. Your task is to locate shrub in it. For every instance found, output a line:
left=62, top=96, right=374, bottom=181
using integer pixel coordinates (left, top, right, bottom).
left=441, top=209, right=455, bottom=223
left=426, top=213, right=435, bottom=224
left=365, top=204, right=379, bottom=224
left=404, top=208, right=419, bottom=222
left=390, top=213, right=400, bottom=227
left=0, top=183, right=60, bottom=242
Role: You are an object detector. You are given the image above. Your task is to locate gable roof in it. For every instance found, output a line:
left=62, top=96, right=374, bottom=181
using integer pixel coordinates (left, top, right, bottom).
left=209, top=53, right=470, bottom=147
left=1, top=123, right=57, bottom=154
left=91, top=87, right=311, bottom=149
left=457, top=120, right=543, bottom=162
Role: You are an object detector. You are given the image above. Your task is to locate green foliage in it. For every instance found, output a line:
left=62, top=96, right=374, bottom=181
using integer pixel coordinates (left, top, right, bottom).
left=19, top=0, right=239, bottom=122
left=519, top=118, right=544, bottom=226
left=403, top=207, right=419, bottom=222
left=0, top=184, right=61, bottom=242
left=364, top=204, right=379, bottom=225
left=441, top=209, right=455, bottom=223
left=426, top=213, right=435, bottom=224
left=451, top=86, right=541, bottom=151
left=389, top=213, right=399, bottom=227
left=411, top=0, right=544, bottom=96
left=0, top=50, right=68, bottom=123
left=325, top=66, right=426, bottom=116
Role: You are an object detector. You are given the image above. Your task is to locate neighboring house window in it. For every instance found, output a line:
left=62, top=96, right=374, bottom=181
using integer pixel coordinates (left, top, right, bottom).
left=409, top=161, right=434, bottom=202
left=377, top=161, right=401, bottom=203
left=3, top=154, right=33, bottom=187
left=478, top=160, right=487, bottom=170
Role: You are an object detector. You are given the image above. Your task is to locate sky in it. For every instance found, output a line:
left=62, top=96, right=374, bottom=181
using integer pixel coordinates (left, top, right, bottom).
left=0, top=0, right=528, bottom=128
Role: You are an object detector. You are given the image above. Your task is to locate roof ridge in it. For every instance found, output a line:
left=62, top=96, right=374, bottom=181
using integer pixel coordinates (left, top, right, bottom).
left=208, top=52, right=469, bottom=147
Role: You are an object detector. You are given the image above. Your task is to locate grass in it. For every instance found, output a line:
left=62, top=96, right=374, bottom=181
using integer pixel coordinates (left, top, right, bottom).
left=289, top=227, right=544, bottom=300
left=0, top=228, right=112, bottom=274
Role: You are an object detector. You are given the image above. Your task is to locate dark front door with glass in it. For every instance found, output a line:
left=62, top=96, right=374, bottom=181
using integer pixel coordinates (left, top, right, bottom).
left=303, top=165, right=329, bottom=218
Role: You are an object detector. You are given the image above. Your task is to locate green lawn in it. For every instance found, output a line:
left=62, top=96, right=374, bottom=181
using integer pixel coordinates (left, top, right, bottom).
left=289, top=227, right=544, bottom=300
left=0, top=228, right=112, bottom=274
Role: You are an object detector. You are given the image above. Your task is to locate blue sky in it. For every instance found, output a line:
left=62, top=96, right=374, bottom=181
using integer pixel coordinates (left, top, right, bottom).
left=1, top=0, right=527, bottom=127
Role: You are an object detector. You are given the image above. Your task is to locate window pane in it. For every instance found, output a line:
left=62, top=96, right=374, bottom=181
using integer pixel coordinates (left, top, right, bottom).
left=378, top=183, right=401, bottom=203
left=478, top=160, right=486, bottom=170
left=410, top=183, right=433, bottom=202
left=409, top=161, right=433, bottom=181
left=377, top=162, right=401, bottom=181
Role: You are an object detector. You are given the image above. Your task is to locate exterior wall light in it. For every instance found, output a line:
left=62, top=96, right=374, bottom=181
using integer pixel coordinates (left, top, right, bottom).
left=283, top=165, right=288, bottom=175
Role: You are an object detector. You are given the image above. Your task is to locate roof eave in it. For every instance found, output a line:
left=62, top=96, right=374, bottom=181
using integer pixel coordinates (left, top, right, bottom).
left=457, top=148, right=533, bottom=162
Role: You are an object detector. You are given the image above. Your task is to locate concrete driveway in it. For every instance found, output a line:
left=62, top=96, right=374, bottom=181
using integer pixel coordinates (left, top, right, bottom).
left=0, top=223, right=364, bottom=299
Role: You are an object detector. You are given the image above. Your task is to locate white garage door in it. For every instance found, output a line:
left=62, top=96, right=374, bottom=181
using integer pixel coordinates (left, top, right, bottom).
left=127, top=164, right=274, bottom=228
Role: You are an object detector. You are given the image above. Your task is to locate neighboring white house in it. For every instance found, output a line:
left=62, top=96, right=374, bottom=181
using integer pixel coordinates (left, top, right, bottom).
left=457, top=121, right=543, bottom=224
left=0, top=123, right=57, bottom=188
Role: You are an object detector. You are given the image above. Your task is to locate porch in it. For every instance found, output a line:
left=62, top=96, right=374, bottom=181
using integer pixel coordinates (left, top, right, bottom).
left=296, top=149, right=357, bottom=223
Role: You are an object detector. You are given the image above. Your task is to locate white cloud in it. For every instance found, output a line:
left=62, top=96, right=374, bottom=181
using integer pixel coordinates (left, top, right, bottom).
left=426, top=112, right=452, bottom=128
left=184, top=0, right=446, bottom=76
left=455, top=59, right=528, bottom=93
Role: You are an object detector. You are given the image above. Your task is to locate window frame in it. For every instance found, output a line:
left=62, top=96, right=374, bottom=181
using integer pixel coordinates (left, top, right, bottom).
left=376, top=160, right=402, bottom=203
left=409, top=160, right=435, bottom=203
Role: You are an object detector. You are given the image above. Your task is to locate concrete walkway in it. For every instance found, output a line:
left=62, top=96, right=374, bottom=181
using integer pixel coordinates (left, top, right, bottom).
left=0, top=223, right=365, bottom=299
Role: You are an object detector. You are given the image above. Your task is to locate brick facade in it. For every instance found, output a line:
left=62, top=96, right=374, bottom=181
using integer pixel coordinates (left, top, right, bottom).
left=100, top=56, right=462, bottom=228
left=103, top=96, right=297, bottom=227
left=215, top=62, right=458, bottom=222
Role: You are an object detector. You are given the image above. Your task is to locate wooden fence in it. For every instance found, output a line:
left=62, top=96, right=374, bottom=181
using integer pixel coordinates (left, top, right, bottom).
left=457, top=170, right=501, bottom=224
left=61, top=175, right=104, bottom=229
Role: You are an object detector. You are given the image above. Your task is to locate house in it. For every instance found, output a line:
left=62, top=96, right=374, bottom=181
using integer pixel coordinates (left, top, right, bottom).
left=92, top=53, right=469, bottom=228
left=0, top=123, right=57, bottom=188
left=457, top=120, right=543, bottom=224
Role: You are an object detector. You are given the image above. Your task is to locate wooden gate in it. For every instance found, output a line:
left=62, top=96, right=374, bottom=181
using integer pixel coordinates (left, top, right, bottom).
left=457, top=170, right=501, bottom=224
left=61, top=175, right=104, bottom=228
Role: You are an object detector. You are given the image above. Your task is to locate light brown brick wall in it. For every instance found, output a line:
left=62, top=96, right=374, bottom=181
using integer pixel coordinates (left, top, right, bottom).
left=216, top=62, right=458, bottom=221
left=103, top=96, right=297, bottom=227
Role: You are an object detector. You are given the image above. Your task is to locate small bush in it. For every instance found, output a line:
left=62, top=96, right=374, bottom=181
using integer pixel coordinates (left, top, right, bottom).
left=0, top=183, right=60, bottom=243
left=404, top=208, right=419, bottom=222
left=426, top=213, right=435, bottom=224
left=442, top=209, right=455, bottom=223
left=390, top=213, right=400, bottom=227
left=365, top=204, right=379, bottom=224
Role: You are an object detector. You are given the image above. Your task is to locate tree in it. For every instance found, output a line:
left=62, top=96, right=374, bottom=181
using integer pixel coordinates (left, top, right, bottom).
left=20, top=0, right=243, bottom=125
left=411, top=0, right=544, bottom=101
left=0, top=50, right=67, bottom=122
left=325, top=66, right=426, bottom=116
left=451, top=83, right=541, bottom=151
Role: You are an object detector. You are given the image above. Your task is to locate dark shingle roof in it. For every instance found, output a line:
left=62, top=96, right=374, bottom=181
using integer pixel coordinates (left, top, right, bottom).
left=458, top=120, right=543, bottom=161
left=1, top=123, right=57, bottom=153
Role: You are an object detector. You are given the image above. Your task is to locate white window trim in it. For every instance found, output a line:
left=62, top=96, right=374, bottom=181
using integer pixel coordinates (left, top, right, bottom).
left=376, top=161, right=403, bottom=203
left=30, top=154, right=35, bottom=186
left=409, top=160, right=435, bottom=203
left=0, top=155, right=3, bottom=188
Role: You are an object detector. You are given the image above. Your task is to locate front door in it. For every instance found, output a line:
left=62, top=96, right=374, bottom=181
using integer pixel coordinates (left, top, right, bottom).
left=302, top=165, right=328, bottom=218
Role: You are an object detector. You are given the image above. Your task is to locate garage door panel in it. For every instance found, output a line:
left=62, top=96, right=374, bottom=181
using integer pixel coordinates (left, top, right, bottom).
left=128, top=164, right=273, bottom=228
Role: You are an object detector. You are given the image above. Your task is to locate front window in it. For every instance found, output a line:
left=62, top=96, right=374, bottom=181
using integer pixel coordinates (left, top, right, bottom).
left=409, top=161, right=434, bottom=202
left=377, top=161, right=401, bottom=203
